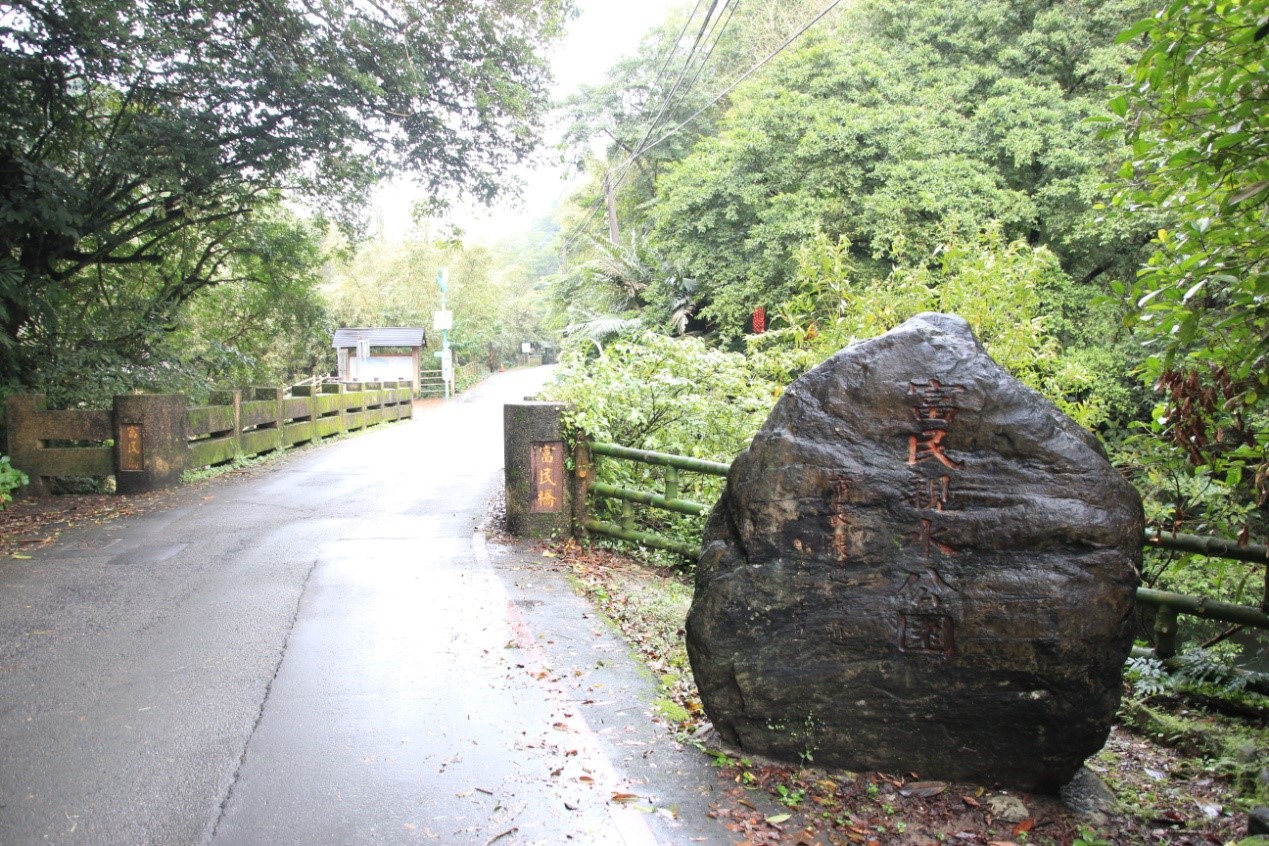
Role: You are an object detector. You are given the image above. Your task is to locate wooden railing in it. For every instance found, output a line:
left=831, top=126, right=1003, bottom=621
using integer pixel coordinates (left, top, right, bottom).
left=580, top=439, right=1269, bottom=660
left=5, top=381, right=413, bottom=495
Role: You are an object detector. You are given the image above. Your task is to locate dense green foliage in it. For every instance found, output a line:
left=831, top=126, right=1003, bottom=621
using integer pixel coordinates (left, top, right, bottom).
left=548, top=0, right=1267, bottom=637
left=1112, top=0, right=1268, bottom=401
left=12, top=202, right=333, bottom=409
left=747, top=226, right=1142, bottom=430
left=591, top=0, right=1157, bottom=338
left=545, top=332, right=774, bottom=545
left=1106, top=0, right=1268, bottom=586
left=1, top=0, right=571, bottom=402
left=0, top=454, right=26, bottom=508
left=558, top=0, right=827, bottom=239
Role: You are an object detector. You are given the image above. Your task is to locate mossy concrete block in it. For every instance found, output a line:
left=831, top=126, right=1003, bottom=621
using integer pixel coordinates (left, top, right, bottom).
left=114, top=394, right=188, bottom=494
left=189, top=436, right=239, bottom=469
left=6, top=395, right=115, bottom=496
left=187, top=405, right=237, bottom=438
left=504, top=402, right=571, bottom=540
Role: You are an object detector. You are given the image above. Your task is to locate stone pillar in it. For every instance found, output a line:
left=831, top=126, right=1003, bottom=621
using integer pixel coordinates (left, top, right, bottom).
left=6, top=394, right=50, bottom=496
left=504, top=402, right=572, bottom=539
left=114, top=395, right=188, bottom=494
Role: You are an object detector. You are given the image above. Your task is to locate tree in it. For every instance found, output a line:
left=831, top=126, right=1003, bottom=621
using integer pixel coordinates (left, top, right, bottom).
left=6, top=196, right=332, bottom=408
left=322, top=224, right=556, bottom=372
left=172, top=210, right=334, bottom=391
left=1108, top=0, right=1267, bottom=542
left=644, top=0, right=1155, bottom=338
left=1, top=0, right=571, bottom=391
left=556, top=0, right=828, bottom=255
left=1112, top=0, right=1267, bottom=443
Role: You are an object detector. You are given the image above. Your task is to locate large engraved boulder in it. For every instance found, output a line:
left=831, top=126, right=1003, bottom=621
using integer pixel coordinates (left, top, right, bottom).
left=686, top=313, right=1141, bottom=791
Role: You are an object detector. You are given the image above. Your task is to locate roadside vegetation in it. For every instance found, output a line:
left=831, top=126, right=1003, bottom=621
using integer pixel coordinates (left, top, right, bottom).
left=534, top=0, right=1268, bottom=840
left=555, top=536, right=1267, bottom=845
left=540, top=0, right=1266, bottom=667
left=0, top=0, right=569, bottom=484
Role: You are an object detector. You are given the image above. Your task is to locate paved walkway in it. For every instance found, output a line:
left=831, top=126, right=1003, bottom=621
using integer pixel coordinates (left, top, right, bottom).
left=0, top=368, right=749, bottom=845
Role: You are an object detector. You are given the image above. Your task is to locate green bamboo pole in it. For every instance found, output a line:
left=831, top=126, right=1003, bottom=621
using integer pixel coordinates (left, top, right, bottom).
left=1144, top=528, right=1269, bottom=564
left=589, top=441, right=731, bottom=476
left=1135, top=587, right=1269, bottom=630
left=582, top=519, right=703, bottom=560
left=591, top=481, right=709, bottom=516
left=664, top=465, right=680, bottom=501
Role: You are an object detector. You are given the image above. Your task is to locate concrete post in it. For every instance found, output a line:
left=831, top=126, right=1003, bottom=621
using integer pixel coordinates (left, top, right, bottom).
left=209, top=389, right=243, bottom=459
left=504, top=402, right=572, bottom=539
left=6, top=394, right=50, bottom=496
left=114, top=394, right=188, bottom=494
left=322, top=383, right=346, bottom=435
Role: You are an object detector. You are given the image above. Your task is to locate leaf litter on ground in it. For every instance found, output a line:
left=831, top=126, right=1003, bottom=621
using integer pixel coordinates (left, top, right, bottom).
left=542, top=537, right=1260, bottom=846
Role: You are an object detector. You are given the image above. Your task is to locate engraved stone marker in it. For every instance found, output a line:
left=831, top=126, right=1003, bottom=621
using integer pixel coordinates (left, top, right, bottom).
left=686, top=313, right=1142, bottom=791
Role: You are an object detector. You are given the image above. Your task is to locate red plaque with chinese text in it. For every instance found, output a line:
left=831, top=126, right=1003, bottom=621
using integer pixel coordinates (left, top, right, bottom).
left=119, top=424, right=144, bottom=472
left=530, top=441, right=564, bottom=513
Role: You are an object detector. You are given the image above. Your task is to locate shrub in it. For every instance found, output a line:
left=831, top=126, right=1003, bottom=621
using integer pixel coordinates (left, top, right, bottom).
left=542, top=332, right=777, bottom=560
left=0, top=455, right=28, bottom=508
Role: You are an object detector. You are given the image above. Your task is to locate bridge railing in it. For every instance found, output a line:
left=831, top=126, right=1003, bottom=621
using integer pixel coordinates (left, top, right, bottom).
left=6, top=381, right=413, bottom=495
left=582, top=441, right=729, bottom=560
left=579, top=438, right=1269, bottom=661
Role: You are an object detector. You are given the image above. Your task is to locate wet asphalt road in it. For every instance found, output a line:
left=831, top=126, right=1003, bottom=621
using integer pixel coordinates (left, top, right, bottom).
left=0, top=367, right=752, bottom=845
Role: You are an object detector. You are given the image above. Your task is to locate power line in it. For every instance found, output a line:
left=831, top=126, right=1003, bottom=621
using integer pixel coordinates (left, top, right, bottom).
left=562, top=0, right=844, bottom=254
left=561, top=0, right=737, bottom=254
left=622, top=0, right=727, bottom=183
left=637, top=0, right=843, bottom=160
left=672, top=0, right=742, bottom=124
left=606, top=0, right=741, bottom=197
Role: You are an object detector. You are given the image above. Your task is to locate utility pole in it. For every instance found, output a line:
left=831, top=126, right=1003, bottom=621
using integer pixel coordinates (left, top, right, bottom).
left=435, top=268, right=454, bottom=399
left=604, top=173, right=620, bottom=245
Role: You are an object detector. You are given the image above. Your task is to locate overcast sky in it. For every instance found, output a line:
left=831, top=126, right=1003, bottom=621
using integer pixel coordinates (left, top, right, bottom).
left=549, top=0, right=680, bottom=95
left=375, top=0, right=683, bottom=241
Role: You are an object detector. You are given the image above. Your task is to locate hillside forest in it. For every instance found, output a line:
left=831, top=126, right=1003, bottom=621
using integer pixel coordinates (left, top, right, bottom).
left=544, top=0, right=1266, bottom=613
left=1, top=1, right=1266, bottom=641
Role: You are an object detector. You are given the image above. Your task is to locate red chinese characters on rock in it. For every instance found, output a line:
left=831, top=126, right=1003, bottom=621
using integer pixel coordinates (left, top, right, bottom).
left=907, top=379, right=964, bottom=471
left=827, top=475, right=852, bottom=563
left=899, top=379, right=967, bottom=655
